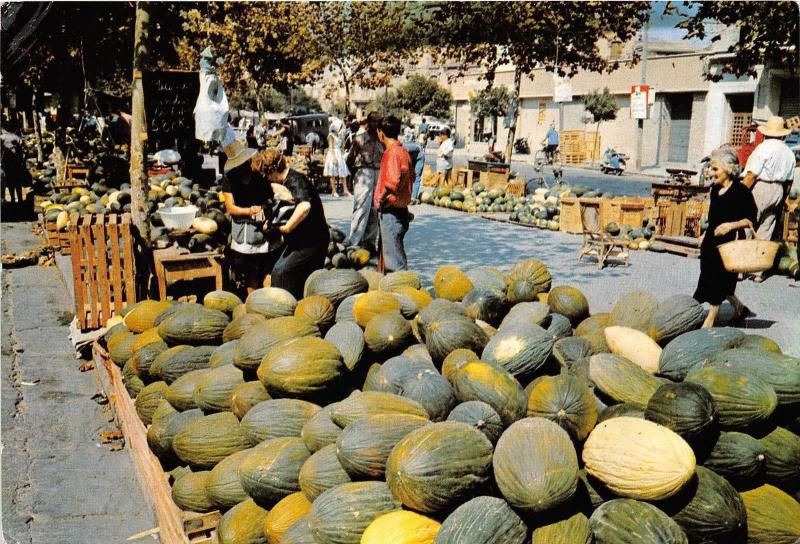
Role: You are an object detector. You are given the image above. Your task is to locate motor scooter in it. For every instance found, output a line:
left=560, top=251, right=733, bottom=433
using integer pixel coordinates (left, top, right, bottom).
left=514, top=137, right=530, bottom=154
left=600, top=148, right=628, bottom=175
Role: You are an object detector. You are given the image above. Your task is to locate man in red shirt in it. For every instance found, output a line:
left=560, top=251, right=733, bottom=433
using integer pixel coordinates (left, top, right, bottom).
left=374, top=115, right=414, bottom=272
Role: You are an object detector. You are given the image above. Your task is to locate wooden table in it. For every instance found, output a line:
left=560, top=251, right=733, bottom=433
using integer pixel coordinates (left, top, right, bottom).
left=153, top=248, right=222, bottom=301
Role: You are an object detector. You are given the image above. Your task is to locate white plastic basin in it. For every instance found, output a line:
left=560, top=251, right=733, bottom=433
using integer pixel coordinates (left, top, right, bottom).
left=158, top=205, right=198, bottom=230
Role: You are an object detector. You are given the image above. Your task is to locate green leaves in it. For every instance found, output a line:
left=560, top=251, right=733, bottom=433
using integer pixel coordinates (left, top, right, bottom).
left=583, top=88, right=619, bottom=124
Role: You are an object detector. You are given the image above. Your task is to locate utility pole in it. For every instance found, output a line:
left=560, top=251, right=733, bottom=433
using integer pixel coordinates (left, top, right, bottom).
left=634, top=20, right=649, bottom=172
left=129, top=1, right=152, bottom=241
left=504, top=67, right=523, bottom=165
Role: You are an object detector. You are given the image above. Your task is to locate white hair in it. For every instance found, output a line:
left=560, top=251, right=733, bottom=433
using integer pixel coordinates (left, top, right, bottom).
left=712, top=147, right=741, bottom=179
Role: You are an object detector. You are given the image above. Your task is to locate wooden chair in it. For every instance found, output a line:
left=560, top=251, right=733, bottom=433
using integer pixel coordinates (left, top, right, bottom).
left=578, top=204, right=629, bottom=269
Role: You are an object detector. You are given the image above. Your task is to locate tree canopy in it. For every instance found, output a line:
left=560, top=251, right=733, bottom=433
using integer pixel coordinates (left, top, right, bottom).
left=584, top=88, right=619, bottom=124
left=469, top=86, right=513, bottom=120
left=395, top=74, right=452, bottom=119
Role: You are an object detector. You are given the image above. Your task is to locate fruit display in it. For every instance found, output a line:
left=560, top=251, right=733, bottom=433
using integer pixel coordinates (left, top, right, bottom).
left=103, top=261, right=800, bottom=544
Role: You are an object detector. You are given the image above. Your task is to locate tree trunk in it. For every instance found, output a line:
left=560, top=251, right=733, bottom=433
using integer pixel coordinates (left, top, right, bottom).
left=343, top=79, right=351, bottom=117
left=591, top=121, right=600, bottom=166
left=504, top=67, right=522, bottom=165
left=32, top=89, right=44, bottom=164
left=129, top=1, right=152, bottom=242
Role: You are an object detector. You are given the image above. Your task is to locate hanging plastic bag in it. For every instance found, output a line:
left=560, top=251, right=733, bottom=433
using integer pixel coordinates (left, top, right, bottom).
left=194, top=47, right=229, bottom=142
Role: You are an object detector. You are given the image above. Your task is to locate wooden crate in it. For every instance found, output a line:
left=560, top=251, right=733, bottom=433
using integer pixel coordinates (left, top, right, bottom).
left=93, top=342, right=220, bottom=544
left=783, top=197, right=798, bottom=246
left=505, top=179, right=525, bottom=197
left=70, top=213, right=137, bottom=330
left=619, top=197, right=649, bottom=228
left=44, top=217, right=72, bottom=255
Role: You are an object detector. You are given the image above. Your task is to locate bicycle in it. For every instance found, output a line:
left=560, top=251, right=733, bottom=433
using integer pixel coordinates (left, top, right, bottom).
left=534, top=144, right=563, bottom=170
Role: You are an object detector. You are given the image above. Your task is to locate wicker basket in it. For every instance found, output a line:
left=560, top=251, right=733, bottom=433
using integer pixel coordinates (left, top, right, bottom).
left=718, top=239, right=780, bottom=273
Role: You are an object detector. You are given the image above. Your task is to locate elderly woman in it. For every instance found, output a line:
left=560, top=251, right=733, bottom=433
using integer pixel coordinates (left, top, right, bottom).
left=259, top=149, right=330, bottom=298
left=694, top=148, right=758, bottom=328
left=222, top=141, right=282, bottom=295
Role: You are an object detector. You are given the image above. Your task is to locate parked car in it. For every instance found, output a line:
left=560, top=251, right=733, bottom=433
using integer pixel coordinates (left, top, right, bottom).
left=288, top=113, right=330, bottom=146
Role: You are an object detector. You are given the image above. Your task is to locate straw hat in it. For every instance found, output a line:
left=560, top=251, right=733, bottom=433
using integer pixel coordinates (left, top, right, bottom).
left=223, top=139, right=257, bottom=172
left=757, top=116, right=791, bottom=138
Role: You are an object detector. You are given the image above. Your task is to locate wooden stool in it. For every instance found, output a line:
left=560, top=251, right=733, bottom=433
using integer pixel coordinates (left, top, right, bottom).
left=153, top=248, right=222, bottom=300
left=66, top=166, right=90, bottom=181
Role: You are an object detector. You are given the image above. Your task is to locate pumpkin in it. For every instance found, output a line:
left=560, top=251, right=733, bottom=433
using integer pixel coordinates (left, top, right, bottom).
left=264, top=492, right=312, bottom=544
left=644, top=381, right=717, bottom=445
left=609, top=291, right=658, bottom=332
left=210, top=340, right=238, bottom=367
left=386, top=421, right=493, bottom=513
left=434, top=496, right=527, bottom=544
left=658, top=466, right=746, bottom=544
left=304, top=269, right=369, bottom=307
left=446, top=400, right=504, bottom=444
left=352, top=291, right=401, bottom=327
left=193, top=364, right=244, bottom=413
left=379, top=270, right=422, bottom=292
left=124, top=300, right=174, bottom=332
left=758, top=426, right=800, bottom=489
left=307, top=481, right=402, bottom=544
left=583, top=417, right=696, bottom=500
left=441, top=348, right=479, bottom=381
left=461, top=288, right=510, bottom=327
left=135, top=381, right=169, bottom=425
left=527, top=374, right=597, bottom=442
left=164, top=369, right=206, bottom=410
left=330, top=391, right=428, bottom=427
left=575, top=313, right=611, bottom=354
left=335, top=413, right=428, bottom=479
left=423, top=313, right=489, bottom=364
left=172, top=412, right=250, bottom=469
left=395, top=368, right=456, bottom=421
left=589, top=498, right=688, bottom=544
left=281, top=518, right=315, bottom=544
left=547, top=286, right=590, bottom=326
left=239, top=437, right=310, bottom=507
left=323, top=321, right=364, bottom=371
left=240, top=399, right=321, bottom=446
left=149, top=345, right=215, bottom=383
left=530, top=512, right=592, bottom=544
left=157, top=306, right=229, bottom=345
left=647, top=294, right=705, bottom=344
left=363, top=311, right=413, bottom=355
left=217, top=499, right=269, bottom=544
left=246, top=287, right=298, bottom=317
left=589, top=353, right=664, bottom=407
left=499, top=301, right=550, bottom=330
left=708, top=348, right=800, bottom=408
left=204, top=290, right=242, bottom=314
left=223, top=313, right=267, bottom=343
left=206, top=448, right=253, bottom=509
left=298, top=444, right=352, bottom=502
left=362, top=511, right=440, bottom=544
left=702, top=431, right=766, bottom=489
left=233, top=316, right=320, bottom=372
left=480, top=322, right=553, bottom=381
left=171, top=471, right=217, bottom=513
left=740, top=484, right=800, bottom=544
left=493, top=417, right=578, bottom=512
left=230, top=381, right=270, bottom=419
left=301, top=404, right=342, bottom=452
left=451, top=361, right=527, bottom=426
left=433, top=266, right=473, bottom=301
left=505, top=259, right=552, bottom=303
left=658, top=327, right=744, bottom=380
left=294, top=295, right=335, bottom=332
left=685, top=366, right=777, bottom=429
left=257, top=337, right=344, bottom=400
left=604, top=326, right=662, bottom=374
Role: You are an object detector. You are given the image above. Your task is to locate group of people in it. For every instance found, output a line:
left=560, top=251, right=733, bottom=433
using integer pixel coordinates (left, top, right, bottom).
left=224, top=112, right=422, bottom=297
left=694, top=115, right=796, bottom=328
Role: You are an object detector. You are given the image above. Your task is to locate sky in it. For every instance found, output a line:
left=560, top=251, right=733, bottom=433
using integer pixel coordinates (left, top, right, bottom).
left=645, top=1, right=710, bottom=45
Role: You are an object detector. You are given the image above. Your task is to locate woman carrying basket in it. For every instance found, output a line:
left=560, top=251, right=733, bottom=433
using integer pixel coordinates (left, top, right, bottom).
left=693, top=148, right=758, bottom=328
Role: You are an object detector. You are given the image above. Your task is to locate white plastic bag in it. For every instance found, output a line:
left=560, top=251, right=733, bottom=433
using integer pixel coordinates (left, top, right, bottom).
left=194, top=71, right=229, bottom=142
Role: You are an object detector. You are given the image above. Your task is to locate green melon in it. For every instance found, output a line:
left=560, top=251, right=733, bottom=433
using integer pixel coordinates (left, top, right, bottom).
left=609, top=291, right=658, bottom=332
left=298, top=444, right=352, bottom=502
left=171, top=471, right=217, bottom=513
left=330, top=391, right=429, bottom=428
left=149, top=345, right=215, bottom=384
left=708, top=348, right=800, bottom=408
left=740, top=484, right=800, bottom=544
left=647, top=294, right=705, bottom=344
left=157, top=305, right=229, bottom=346
left=702, top=431, right=767, bottom=489
left=685, top=366, right=777, bottom=429
left=451, top=361, right=527, bottom=426
left=505, top=259, right=552, bottom=303
left=758, top=426, right=800, bottom=489
left=434, top=496, right=527, bottom=544
left=481, top=322, right=553, bottom=381
left=644, top=381, right=717, bottom=445
left=233, top=316, right=320, bottom=372
left=527, top=374, right=598, bottom=442
left=530, top=512, right=592, bottom=544
left=446, top=400, right=504, bottom=444
left=135, top=381, right=169, bottom=425
left=216, top=499, right=269, bottom=544
left=658, top=327, right=744, bottom=380
left=589, top=498, right=688, bottom=544
left=547, top=285, right=590, bottom=326
left=239, top=437, right=311, bottom=507
left=205, top=448, right=253, bottom=509
left=257, top=336, right=344, bottom=400
left=323, top=321, right=365, bottom=371
left=589, top=353, right=664, bottom=407
left=193, top=364, right=244, bottom=413
left=245, top=287, right=298, bottom=318
left=164, top=369, right=206, bottom=411
left=301, top=404, right=342, bottom=453
left=240, top=399, right=321, bottom=446
left=172, top=412, right=250, bottom=469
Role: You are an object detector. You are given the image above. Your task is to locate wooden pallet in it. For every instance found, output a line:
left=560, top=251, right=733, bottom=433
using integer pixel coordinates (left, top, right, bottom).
left=92, top=342, right=220, bottom=544
left=70, top=213, right=137, bottom=329
left=654, top=235, right=701, bottom=258
left=44, top=218, right=72, bottom=255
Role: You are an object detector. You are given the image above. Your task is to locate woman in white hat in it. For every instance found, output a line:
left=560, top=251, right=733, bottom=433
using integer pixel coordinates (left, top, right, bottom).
left=221, top=141, right=282, bottom=295
left=323, top=118, right=351, bottom=197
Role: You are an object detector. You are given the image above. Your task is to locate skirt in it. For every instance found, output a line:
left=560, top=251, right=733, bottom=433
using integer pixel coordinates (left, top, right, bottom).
left=323, top=148, right=350, bottom=178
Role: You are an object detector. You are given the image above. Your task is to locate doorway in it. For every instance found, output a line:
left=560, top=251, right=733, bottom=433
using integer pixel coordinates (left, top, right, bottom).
left=666, top=93, right=693, bottom=163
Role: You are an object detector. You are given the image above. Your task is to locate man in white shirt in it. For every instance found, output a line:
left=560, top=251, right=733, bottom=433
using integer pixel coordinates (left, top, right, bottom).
left=436, top=127, right=454, bottom=187
left=743, top=116, right=796, bottom=281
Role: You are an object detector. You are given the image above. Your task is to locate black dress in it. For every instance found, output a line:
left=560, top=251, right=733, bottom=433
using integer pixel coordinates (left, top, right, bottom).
left=694, top=181, right=758, bottom=305
left=271, top=169, right=330, bottom=298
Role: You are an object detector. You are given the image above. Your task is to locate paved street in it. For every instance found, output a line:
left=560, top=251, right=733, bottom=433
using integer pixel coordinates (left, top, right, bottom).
left=323, top=196, right=800, bottom=356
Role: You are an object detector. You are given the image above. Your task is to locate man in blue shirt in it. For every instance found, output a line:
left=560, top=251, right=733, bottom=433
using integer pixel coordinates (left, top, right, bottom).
left=417, top=118, right=429, bottom=148
left=543, top=122, right=559, bottom=163
left=402, top=127, right=425, bottom=204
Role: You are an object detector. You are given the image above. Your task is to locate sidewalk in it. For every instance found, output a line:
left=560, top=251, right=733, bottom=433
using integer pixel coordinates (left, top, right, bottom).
left=1, top=221, right=155, bottom=544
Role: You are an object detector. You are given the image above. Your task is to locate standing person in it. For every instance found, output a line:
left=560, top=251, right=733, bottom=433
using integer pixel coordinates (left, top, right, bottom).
left=543, top=122, right=559, bottom=163
left=341, top=115, right=357, bottom=195
left=345, top=112, right=384, bottom=251
left=275, top=119, right=294, bottom=157
left=254, top=117, right=269, bottom=149
left=374, top=115, right=414, bottom=272
left=694, top=149, right=758, bottom=328
left=323, top=119, right=350, bottom=197
left=402, top=127, right=424, bottom=204
left=305, top=130, right=321, bottom=154
left=417, top=117, right=429, bottom=148
left=261, top=149, right=330, bottom=298
left=0, top=121, right=30, bottom=204
left=436, top=127, right=454, bottom=187
left=742, top=116, right=795, bottom=281
left=221, top=142, right=283, bottom=295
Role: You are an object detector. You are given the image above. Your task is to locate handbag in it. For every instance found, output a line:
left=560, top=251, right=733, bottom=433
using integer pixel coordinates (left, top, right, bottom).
left=266, top=199, right=296, bottom=229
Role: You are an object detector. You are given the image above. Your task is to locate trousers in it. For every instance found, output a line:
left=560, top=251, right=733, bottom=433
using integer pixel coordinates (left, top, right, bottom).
left=752, top=180, right=787, bottom=241
left=378, top=208, right=411, bottom=273
left=347, top=168, right=379, bottom=249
